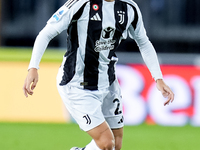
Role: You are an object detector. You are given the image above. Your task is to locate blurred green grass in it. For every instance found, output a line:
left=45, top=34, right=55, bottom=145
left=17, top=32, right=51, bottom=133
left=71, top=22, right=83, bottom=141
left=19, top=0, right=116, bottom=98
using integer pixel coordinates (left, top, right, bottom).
left=0, top=122, right=199, bottom=150
left=0, top=47, right=65, bottom=62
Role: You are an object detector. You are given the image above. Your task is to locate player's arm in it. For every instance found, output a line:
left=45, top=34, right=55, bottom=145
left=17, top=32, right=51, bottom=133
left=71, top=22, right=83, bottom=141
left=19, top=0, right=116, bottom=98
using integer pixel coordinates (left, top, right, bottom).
left=128, top=4, right=174, bottom=105
left=137, top=41, right=174, bottom=105
left=23, top=2, right=79, bottom=97
left=23, top=24, right=59, bottom=97
left=136, top=38, right=174, bottom=105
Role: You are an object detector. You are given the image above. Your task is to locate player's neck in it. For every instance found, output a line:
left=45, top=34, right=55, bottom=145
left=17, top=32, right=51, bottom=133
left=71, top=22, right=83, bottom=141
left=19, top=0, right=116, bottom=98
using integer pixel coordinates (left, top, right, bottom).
left=104, top=0, right=115, bottom=2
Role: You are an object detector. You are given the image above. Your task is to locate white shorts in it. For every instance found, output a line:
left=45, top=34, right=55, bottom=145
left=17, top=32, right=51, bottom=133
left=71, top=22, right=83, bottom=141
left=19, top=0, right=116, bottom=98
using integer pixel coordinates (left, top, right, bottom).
left=57, top=76, right=124, bottom=131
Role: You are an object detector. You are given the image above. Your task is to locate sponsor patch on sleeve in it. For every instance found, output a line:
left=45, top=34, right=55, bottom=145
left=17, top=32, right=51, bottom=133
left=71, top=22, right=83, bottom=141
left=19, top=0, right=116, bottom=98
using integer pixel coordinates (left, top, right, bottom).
left=52, top=9, right=65, bottom=21
left=48, top=5, right=67, bottom=23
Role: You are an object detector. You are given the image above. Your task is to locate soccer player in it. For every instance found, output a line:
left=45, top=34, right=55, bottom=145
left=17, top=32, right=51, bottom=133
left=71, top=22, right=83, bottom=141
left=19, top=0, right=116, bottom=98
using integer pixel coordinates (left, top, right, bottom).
left=23, top=0, right=174, bottom=150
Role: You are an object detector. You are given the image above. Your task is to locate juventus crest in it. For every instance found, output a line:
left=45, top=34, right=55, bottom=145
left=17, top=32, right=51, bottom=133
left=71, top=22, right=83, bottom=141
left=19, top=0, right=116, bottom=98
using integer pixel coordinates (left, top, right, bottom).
left=117, top=11, right=125, bottom=24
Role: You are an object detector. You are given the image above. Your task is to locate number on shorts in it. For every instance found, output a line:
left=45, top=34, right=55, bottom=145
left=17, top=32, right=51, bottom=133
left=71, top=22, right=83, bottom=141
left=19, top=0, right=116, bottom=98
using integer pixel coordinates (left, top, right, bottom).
left=113, top=99, right=122, bottom=115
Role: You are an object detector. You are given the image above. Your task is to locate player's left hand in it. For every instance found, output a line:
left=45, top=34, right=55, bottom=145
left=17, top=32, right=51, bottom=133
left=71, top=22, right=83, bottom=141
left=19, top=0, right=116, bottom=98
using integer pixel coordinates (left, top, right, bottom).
left=156, top=79, right=174, bottom=106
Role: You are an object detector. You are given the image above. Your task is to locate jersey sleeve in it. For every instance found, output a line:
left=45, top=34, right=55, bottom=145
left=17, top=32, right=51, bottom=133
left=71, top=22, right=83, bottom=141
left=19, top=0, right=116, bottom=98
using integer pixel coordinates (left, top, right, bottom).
left=47, top=0, right=87, bottom=33
left=128, top=4, right=163, bottom=81
left=28, top=0, right=84, bottom=70
left=28, top=24, right=58, bottom=70
left=47, top=5, right=71, bottom=33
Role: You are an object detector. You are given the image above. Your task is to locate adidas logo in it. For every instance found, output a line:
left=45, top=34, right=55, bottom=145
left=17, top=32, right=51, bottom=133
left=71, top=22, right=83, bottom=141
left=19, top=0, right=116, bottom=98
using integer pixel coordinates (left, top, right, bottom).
left=91, top=13, right=101, bottom=21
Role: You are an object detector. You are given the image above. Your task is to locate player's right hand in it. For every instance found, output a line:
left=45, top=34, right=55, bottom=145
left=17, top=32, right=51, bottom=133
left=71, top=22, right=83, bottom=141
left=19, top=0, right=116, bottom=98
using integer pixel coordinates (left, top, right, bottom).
left=23, top=68, right=38, bottom=98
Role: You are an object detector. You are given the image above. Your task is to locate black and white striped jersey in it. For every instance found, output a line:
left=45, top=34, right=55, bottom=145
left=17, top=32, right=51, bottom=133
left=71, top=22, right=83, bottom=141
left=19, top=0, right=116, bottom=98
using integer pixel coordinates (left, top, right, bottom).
left=29, top=0, right=163, bottom=90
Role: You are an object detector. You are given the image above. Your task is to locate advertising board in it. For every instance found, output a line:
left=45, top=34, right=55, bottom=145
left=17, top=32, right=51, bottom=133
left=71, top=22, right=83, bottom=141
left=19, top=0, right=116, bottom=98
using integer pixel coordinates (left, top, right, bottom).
left=117, top=64, right=200, bottom=126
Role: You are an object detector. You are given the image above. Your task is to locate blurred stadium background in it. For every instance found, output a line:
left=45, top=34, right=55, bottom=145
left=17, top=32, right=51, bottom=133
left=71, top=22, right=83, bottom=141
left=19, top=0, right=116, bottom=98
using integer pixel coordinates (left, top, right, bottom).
left=0, top=0, right=200, bottom=150
left=1, top=0, right=200, bottom=52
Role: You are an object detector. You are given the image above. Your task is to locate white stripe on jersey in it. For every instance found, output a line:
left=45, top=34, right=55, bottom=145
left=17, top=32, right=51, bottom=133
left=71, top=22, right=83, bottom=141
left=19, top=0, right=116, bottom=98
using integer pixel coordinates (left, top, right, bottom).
left=97, top=0, right=116, bottom=89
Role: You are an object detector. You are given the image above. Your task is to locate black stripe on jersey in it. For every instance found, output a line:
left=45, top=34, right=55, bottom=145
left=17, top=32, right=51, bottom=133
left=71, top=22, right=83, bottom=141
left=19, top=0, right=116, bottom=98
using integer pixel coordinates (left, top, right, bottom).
left=107, top=0, right=128, bottom=85
left=107, top=57, right=117, bottom=85
left=60, top=2, right=88, bottom=86
left=130, top=5, right=138, bottom=30
left=84, top=0, right=103, bottom=90
left=114, top=0, right=128, bottom=36
left=65, top=0, right=79, bottom=9
left=112, top=0, right=128, bottom=49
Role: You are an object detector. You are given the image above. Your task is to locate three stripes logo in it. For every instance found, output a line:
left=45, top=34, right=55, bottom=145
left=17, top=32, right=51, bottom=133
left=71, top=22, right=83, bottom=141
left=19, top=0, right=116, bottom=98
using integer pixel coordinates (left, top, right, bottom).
left=83, top=114, right=91, bottom=125
left=65, top=0, right=79, bottom=9
left=91, top=13, right=101, bottom=21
